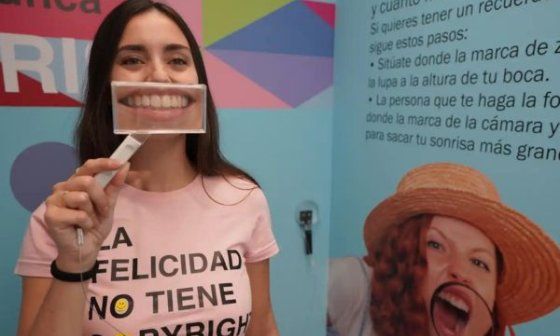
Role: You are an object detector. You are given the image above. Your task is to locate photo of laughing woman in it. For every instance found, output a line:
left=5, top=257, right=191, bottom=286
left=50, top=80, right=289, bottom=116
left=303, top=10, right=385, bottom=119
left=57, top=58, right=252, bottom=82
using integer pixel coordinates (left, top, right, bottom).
left=363, top=162, right=560, bottom=336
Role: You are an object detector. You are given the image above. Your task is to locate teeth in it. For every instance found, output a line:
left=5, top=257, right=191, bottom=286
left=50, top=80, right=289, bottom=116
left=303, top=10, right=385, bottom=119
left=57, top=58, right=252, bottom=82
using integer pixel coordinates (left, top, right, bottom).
left=134, top=95, right=142, bottom=107
left=142, top=95, right=150, bottom=107
left=150, top=95, right=161, bottom=108
left=162, top=95, right=171, bottom=108
left=124, top=95, right=188, bottom=109
left=438, top=292, right=469, bottom=313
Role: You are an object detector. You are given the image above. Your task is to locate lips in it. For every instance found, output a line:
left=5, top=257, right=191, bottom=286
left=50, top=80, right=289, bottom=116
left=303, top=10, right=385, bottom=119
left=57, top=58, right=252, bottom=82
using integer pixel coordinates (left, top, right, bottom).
left=433, top=287, right=473, bottom=336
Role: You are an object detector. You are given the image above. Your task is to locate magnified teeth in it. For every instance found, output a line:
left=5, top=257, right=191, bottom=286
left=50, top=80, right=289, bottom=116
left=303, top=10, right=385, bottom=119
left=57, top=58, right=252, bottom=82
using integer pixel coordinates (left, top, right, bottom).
left=142, top=96, right=150, bottom=107
left=151, top=95, right=161, bottom=108
left=123, top=94, right=190, bottom=108
left=438, top=292, right=469, bottom=313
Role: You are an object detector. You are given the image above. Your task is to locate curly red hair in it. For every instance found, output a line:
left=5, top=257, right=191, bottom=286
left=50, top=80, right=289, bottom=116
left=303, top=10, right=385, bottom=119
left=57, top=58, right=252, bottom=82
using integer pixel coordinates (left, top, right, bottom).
left=367, top=214, right=432, bottom=336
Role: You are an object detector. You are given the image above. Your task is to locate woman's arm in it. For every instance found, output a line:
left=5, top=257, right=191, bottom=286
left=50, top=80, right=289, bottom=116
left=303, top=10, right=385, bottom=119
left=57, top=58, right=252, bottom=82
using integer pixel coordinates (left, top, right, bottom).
left=18, top=277, right=90, bottom=336
left=18, top=277, right=50, bottom=336
left=17, top=159, right=129, bottom=336
left=246, top=259, right=280, bottom=336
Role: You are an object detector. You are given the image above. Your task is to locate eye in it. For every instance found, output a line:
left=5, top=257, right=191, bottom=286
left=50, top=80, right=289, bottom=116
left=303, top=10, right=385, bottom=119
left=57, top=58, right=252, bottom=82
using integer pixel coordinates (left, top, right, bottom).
left=119, top=57, right=144, bottom=66
left=471, top=258, right=490, bottom=272
left=427, top=240, right=443, bottom=250
left=169, top=58, right=188, bottom=65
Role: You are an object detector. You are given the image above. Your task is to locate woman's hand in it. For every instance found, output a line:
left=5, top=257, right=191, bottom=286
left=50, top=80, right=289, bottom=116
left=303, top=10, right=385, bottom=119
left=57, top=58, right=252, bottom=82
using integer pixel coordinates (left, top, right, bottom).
left=44, top=158, right=129, bottom=273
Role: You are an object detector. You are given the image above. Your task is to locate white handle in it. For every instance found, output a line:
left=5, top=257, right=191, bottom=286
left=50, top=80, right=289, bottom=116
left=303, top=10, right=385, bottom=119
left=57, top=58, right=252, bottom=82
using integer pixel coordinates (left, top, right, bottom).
left=94, top=134, right=146, bottom=188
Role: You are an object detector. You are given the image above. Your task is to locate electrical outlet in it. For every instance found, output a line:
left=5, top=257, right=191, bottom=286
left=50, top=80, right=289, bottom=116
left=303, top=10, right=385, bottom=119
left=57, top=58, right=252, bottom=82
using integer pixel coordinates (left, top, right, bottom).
left=295, top=201, right=319, bottom=226
left=299, top=210, right=313, bottom=226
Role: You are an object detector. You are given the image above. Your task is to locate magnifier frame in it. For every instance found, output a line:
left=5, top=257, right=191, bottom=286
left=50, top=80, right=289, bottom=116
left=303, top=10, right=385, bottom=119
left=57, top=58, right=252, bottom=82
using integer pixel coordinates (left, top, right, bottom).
left=430, top=281, right=497, bottom=336
left=110, top=81, right=207, bottom=135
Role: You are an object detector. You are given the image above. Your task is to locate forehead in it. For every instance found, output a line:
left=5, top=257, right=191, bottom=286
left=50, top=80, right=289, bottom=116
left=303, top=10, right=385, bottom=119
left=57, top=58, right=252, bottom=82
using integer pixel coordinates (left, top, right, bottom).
left=119, top=9, right=190, bottom=47
left=429, top=215, right=495, bottom=250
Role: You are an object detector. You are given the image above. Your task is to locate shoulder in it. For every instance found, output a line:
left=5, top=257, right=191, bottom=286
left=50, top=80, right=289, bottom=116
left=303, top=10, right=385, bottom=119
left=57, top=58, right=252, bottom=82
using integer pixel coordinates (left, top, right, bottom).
left=329, top=257, right=372, bottom=288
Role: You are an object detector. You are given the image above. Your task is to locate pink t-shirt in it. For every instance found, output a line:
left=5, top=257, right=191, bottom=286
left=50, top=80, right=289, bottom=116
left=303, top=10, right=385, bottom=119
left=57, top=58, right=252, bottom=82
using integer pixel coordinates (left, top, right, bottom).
left=15, top=175, right=279, bottom=336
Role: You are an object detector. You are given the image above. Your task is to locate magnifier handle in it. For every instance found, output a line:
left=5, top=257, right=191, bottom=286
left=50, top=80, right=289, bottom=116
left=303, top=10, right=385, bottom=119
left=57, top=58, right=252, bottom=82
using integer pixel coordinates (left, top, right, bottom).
left=76, top=134, right=149, bottom=246
left=94, top=134, right=148, bottom=188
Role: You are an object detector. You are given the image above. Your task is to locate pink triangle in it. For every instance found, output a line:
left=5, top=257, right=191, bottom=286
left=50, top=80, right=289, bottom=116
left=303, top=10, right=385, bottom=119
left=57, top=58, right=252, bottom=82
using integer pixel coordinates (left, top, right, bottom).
left=303, top=1, right=336, bottom=28
left=169, top=0, right=203, bottom=44
left=203, top=50, right=290, bottom=109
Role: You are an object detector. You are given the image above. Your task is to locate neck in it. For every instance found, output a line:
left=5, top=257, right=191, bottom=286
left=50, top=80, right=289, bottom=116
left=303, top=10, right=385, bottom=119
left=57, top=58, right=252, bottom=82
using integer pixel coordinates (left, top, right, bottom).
left=128, top=134, right=196, bottom=192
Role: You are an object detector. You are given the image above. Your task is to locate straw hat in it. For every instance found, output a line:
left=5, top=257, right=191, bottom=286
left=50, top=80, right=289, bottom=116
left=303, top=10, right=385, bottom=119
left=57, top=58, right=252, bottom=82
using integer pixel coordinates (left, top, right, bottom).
left=363, top=162, right=560, bottom=325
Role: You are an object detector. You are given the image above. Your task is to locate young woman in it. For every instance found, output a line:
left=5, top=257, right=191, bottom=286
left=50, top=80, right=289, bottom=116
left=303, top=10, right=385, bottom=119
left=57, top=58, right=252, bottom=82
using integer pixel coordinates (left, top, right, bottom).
left=15, top=1, right=280, bottom=335
left=364, top=162, right=560, bottom=336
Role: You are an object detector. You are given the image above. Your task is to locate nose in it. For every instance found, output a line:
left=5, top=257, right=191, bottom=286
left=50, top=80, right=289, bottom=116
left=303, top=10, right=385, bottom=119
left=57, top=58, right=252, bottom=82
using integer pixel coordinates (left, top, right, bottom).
left=447, top=256, right=472, bottom=284
left=147, top=60, right=171, bottom=83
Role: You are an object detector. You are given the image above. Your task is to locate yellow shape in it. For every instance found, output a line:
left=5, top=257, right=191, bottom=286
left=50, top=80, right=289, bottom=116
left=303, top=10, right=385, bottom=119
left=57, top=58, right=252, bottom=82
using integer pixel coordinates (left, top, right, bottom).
left=203, top=0, right=294, bottom=46
left=114, top=298, right=129, bottom=315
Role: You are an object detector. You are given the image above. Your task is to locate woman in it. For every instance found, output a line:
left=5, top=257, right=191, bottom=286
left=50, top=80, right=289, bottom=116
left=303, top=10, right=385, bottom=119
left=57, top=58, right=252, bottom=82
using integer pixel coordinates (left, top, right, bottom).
left=363, top=162, right=560, bottom=336
left=15, top=1, right=280, bottom=335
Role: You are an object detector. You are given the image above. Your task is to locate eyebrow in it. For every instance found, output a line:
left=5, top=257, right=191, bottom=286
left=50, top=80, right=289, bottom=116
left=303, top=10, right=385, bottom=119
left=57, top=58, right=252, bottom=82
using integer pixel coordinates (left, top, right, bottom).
left=470, top=247, right=495, bottom=259
left=116, top=44, right=191, bottom=53
left=428, top=226, right=448, bottom=240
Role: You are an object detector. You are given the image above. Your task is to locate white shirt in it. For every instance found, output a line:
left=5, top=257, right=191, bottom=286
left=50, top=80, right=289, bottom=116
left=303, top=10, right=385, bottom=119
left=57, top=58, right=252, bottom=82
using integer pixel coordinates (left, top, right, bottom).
left=328, top=256, right=375, bottom=336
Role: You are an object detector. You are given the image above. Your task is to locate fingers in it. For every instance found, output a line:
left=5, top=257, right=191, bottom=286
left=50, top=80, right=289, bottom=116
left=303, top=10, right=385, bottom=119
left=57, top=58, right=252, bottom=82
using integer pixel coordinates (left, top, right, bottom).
left=48, top=159, right=130, bottom=223
left=61, top=190, right=100, bottom=226
left=64, top=175, right=111, bottom=217
left=44, top=203, right=94, bottom=231
left=74, top=158, right=121, bottom=177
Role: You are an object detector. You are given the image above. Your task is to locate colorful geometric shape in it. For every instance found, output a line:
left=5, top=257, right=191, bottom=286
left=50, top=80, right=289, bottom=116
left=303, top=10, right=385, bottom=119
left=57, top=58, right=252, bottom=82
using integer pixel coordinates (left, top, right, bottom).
left=0, top=63, right=80, bottom=106
left=11, top=142, right=78, bottom=212
left=203, top=51, right=290, bottom=109
left=210, top=49, right=332, bottom=107
left=168, top=0, right=203, bottom=43
left=208, top=1, right=333, bottom=57
left=202, top=0, right=294, bottom=46
left=303, top=1, right=336, bottom=28
left=0, top=0, right=335, bottom=109
left=297, top=85, right=333, bottom=109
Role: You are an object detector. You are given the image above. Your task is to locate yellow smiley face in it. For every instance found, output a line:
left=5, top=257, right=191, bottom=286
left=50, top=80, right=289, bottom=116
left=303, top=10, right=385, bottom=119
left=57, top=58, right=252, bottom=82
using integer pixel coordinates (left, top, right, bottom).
left=114, top=298, right=129, bottom=315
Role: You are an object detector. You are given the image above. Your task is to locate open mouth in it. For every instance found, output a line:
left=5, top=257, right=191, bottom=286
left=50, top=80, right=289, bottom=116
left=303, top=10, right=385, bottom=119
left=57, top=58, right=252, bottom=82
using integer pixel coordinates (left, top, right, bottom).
left=433, top=290, right=471, bottom=336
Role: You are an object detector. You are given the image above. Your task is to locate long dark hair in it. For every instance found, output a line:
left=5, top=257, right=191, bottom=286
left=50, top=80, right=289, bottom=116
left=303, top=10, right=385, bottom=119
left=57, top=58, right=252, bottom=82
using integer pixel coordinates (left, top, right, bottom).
left=76, top=0, right=256, bottom=183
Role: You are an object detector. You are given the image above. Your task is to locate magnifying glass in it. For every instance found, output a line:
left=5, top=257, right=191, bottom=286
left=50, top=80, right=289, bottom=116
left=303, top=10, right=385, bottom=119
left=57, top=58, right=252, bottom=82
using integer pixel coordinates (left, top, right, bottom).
left=94, top=81, right=206, bottom=186
left=75, top=81, right=207, bottom=244
left=430, top=282, right=496, bottom=336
